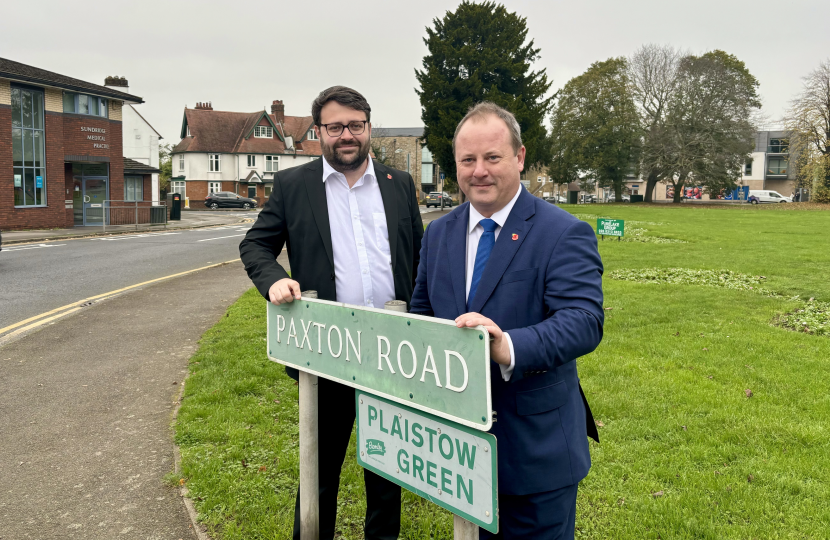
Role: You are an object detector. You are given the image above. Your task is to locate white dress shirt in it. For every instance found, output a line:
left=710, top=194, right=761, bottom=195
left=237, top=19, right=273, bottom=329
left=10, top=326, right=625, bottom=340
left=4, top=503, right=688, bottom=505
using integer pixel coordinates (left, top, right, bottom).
left=323, top=156, right=395, bottom=309
left=466, top=184, right=522, bottom=381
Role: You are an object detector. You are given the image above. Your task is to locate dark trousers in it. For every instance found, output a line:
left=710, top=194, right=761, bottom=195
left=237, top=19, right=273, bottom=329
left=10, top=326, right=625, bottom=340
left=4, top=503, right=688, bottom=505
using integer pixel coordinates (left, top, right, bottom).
left=479, top=483, right=578, bottom=540
left=292, top=377, right=401, bottom=540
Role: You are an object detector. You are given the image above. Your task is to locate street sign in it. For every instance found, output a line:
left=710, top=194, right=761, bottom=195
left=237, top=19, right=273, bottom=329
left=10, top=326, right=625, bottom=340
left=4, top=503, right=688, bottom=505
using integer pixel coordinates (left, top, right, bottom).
left=267, top=298, right=493, bottom=430
left=597, top=218, right=624, bottom=237
left=356, top=391, right=498, bottom=533
left=439, top=172, right=446, bottom=180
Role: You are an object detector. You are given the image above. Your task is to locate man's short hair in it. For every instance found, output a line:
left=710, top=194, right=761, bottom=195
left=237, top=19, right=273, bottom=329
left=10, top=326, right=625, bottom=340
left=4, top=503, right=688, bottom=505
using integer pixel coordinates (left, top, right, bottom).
left=452, top=101, right=523, bottom=155
left=311, top=86, right=371, bottom=127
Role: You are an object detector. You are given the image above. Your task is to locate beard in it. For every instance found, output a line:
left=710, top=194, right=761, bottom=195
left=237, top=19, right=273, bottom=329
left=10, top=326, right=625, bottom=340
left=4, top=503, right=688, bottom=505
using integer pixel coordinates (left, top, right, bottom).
left=321, top=136, right=371, bottom=173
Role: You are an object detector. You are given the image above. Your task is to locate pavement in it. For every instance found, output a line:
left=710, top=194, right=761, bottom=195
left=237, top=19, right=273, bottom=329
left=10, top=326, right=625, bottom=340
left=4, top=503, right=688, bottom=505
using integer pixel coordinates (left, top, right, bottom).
left=0, top=261, right=255, bottom=539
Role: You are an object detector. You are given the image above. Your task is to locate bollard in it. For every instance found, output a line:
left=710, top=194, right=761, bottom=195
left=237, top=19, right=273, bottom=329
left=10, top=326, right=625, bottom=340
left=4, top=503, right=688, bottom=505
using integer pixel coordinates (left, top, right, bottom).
left=383, top=299, right=407, bottom=312
left=299, top=290, right=320, bottom=540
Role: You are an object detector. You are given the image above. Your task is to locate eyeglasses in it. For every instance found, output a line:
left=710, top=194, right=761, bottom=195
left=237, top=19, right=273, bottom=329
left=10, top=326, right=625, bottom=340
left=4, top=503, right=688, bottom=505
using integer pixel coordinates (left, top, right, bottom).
left=319, top=120, right=368, bottom=137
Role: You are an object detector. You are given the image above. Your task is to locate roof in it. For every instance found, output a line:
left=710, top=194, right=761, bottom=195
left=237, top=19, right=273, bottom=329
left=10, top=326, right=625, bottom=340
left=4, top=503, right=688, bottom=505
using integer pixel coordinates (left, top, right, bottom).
left=0, top=57, right=144, bottom=103
left=123, top=157, right=160, bottom=174
left=172, top=106, right=322, bottom=157
left=374, top=127, right=424, bottom=138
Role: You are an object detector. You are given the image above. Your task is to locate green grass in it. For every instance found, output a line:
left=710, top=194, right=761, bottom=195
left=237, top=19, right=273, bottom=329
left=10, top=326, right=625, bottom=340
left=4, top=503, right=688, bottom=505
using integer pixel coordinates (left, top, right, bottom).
left=175, top=203, right=830, bottom=539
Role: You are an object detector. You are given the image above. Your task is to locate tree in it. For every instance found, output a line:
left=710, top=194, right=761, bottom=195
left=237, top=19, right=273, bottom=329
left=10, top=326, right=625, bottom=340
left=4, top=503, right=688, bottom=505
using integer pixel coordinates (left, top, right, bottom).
left=547, top=103, right=579, bottom=198
left=158, top=142, right=173, bottom=197
left=659, top=50, right=760, bottom=202
left=554, top=57, right=642, bottom=201
left=785, top=59, right=830, bottom=203
left=416, top=1, right=553, bottom=188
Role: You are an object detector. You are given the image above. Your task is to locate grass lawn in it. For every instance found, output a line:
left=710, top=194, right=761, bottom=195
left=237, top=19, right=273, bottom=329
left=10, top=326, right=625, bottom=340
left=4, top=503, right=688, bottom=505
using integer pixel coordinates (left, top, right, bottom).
left=174, top=203, right=830, bottom=539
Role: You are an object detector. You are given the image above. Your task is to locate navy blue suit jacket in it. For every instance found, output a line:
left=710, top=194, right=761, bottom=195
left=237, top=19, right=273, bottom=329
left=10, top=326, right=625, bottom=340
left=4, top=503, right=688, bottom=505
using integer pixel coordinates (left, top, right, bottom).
left=410, top=187, right=604, bottom=496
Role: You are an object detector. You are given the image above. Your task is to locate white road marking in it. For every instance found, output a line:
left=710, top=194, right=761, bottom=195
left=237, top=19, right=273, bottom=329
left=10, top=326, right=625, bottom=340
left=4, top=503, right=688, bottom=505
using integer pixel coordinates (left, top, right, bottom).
left=2, top=243, right=67, bottom=252
left=93, top=232, right=182, bottom=241
left=196, top=233, right=247, bottom=242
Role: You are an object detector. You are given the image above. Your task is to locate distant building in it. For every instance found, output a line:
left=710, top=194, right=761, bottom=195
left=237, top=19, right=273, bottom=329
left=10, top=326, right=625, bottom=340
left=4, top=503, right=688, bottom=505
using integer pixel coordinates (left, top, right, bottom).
left=372, top=128, right=440, bottom=198
left=170, top=100, right=321, bottom=206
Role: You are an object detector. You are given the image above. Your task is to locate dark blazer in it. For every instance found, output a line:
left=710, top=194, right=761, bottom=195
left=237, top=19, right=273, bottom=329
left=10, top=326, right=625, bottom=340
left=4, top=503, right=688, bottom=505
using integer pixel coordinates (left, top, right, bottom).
left=239, top=158, right=424, bottom=368
left=409, top=186, right=603, bottom=496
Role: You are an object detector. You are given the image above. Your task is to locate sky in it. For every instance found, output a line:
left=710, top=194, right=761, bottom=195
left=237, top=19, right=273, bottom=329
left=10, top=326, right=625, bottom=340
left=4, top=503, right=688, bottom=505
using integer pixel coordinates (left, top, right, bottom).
left=2, top=0, right=828, bottom=144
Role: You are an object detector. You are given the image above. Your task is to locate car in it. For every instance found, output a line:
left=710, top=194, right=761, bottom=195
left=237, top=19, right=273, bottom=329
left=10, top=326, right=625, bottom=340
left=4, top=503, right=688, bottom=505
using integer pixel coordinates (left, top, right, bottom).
left=580, top=194, right=596, bottom=204
left=425, top=191, right=453, bottom=208
left=606, top=194, right=631, bottom=203
left=544, top=195, right=568, bottom=204
left=748, top=190, right=791, bottom=204
left=204, top=191, right=258, bottom=209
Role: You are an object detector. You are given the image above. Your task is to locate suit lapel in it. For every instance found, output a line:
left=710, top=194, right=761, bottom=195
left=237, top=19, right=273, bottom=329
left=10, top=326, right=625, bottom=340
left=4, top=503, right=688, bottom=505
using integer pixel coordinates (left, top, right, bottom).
left=303, top=161, right=334, bottom=271
left=446, top=204, right=470, bottom=316
left=374, top=162, right=398, bottom=271
left=469, top=188, right=536, bottom=314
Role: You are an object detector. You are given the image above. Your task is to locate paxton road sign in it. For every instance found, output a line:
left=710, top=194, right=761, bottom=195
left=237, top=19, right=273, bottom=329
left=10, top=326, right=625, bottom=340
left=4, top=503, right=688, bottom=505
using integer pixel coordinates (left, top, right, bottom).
left=267, top=298, right=493, bottom=430
left=356, top=392, right=498, bottom=533
left=597, top=218, right=624, bottom=237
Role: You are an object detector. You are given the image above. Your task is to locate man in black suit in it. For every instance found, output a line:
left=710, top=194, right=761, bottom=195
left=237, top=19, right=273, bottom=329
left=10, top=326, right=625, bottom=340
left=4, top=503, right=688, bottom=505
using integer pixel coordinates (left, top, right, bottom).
left=239, top=86, right=423, bottom=540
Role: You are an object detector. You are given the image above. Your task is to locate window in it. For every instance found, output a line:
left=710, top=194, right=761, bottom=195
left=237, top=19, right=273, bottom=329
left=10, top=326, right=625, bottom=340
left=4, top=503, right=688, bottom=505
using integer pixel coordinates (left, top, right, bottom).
left=264, top=184, right=273, bottom=197
left=179, top=155, right=185, bottom=171
left=745, top=160, right=752, bottom=175
left=265, top=155, right=279, bottom=172
left=767, top=158, right=788, bottom=176
left=768, top=139, right=789, bottom=154
left=171, top=181, right=186, bottom=197
left=306, top=129, right=318, bottom=141
left=209, top=154, right=221, bottom=172
left=124, top=176, right=144, bottom=201
left=208, top=182, right=221, bottom=194
left=247, top=155, right=256, bottom=167
left=381, top=147, right=387, bottom=161
left=254, top=126, right=273, bottom=138
left=187, top=126, right=191, bottom=137
left=62, top=92, right=108, bottom=118
left=12, top=86, right=46, bottom=207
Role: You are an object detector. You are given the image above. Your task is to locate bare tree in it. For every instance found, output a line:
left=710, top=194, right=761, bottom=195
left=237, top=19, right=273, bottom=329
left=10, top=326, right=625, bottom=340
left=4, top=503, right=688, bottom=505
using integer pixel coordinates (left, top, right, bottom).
left=785, top=59, right=830, bottom=202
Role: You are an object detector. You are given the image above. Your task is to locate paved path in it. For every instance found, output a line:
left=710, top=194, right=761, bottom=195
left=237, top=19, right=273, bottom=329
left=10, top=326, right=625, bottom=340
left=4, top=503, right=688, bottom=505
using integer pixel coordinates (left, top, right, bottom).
left=0, top=261, right=254, bottom=539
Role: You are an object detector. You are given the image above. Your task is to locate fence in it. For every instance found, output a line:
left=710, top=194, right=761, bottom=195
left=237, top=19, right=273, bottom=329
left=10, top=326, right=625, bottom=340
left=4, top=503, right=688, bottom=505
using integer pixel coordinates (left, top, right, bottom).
left=92, top=200, right=168, bottom=231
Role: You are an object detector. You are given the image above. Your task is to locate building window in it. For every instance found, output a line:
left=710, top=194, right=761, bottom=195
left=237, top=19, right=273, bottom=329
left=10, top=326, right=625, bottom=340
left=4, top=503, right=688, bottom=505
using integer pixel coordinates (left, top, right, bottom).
left=381, top=147, right=387, bottom=161
left=187, top=126, right=191, bottom=137
left=768, top=139, right=789, bottom=154
left=12, top=86, right=46, bottom=207
left=124, top=176, right=144, bottom=201
left=306, top=129, right=318, bottom=141
left=264, top=184, right=273, bottom=197
left=179, top=155, right=185, bottom=171
left=171, top=181, right=186, bottom=197
left=745, top=160, right=752, bottom=176
left=62, top=92, right=108, bottom=118
left=767, top=158, right=788, bottom=176
left=254, top=126, right=273, bottom=138
left=265, top=155, right=279, bottom=172
left=209, top=154, right=221, bottom=172
left=247, top=155, right=256, bottom=167
left=208, top=182, right=221, bottom=194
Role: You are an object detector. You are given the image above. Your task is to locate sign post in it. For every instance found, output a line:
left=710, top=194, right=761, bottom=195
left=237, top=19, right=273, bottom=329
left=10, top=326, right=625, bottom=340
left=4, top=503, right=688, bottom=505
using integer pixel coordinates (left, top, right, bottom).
left=298, top=291, right=319, bottom=540
left=597, top=218, right=624, bottom=241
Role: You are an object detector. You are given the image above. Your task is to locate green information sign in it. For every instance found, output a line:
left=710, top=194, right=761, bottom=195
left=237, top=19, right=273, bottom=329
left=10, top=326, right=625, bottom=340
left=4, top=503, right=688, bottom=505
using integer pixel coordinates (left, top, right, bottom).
left=597, top=218, right=624, bottom=237
left=267, top=298, right=493, bottom=430
left=356, top=391, right=498, bottom=533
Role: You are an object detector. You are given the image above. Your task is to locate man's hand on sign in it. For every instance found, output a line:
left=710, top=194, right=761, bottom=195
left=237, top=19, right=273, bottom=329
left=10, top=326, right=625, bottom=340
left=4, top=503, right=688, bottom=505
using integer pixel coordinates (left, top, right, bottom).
left=454, top=312, right=511, bottom=366
left=268, top=278, right=302, bottom=305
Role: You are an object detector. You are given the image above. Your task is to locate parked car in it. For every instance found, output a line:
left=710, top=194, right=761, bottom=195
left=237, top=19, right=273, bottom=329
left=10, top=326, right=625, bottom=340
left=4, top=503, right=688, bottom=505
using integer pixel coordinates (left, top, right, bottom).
left=204, top=191, right=258, bottom=209
left=544, top=195, right=568, bottom=204
left=606, top=194, right=631, bottom=203
left=748, top=190, right=791, bottom=204
left=580, top=194, right=596, bottom=204
left=425, top=191, right=453, bottom=208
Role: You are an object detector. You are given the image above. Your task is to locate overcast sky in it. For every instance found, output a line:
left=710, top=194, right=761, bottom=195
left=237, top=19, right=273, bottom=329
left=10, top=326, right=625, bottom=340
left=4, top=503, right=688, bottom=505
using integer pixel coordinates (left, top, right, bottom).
left=2, top=0, right=828, bottom=144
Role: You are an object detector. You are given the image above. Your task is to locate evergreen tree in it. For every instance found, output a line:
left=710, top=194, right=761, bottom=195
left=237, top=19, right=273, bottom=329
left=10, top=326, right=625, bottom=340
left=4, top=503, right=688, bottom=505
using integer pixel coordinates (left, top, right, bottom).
left=416, top=1, right=552, bottom=189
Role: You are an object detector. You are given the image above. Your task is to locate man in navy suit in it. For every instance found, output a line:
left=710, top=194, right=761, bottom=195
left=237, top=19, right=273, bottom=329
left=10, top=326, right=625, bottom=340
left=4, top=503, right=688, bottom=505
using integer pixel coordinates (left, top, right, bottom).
left=410, top=102, right=604, bottom=539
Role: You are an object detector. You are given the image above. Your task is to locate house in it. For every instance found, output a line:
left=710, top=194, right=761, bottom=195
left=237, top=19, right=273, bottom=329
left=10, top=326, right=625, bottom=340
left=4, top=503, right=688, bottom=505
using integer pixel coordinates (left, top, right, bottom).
left=371, top=128, right=440, bottom=199
left=170, top=100, right=321, bottom=207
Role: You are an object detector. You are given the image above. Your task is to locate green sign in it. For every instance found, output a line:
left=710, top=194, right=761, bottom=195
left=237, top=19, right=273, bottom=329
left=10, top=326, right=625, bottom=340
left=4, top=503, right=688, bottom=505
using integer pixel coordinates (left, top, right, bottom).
left=267, top=298, right=493, bottom=430
left=597, top=218, right=624, bottom=237
left=356, top=391, right=498, bottom=533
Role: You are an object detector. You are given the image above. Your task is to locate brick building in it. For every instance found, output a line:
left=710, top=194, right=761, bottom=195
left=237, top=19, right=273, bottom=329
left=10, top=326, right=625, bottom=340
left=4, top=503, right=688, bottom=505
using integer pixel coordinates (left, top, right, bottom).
left=1, top=57, right=160, bottom=230
left=169, top=100, right=322, bottom=207
left=372, top=128, right=441, bottom=199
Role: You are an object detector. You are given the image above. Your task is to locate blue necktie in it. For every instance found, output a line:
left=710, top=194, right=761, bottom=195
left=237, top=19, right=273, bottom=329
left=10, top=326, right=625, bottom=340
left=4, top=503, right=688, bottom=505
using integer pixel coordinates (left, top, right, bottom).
left=467, top=218, right=498, bottom=311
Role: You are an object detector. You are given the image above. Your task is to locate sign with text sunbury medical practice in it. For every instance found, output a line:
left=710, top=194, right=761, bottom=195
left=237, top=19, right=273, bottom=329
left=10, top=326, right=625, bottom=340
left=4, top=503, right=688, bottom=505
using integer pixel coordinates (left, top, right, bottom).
left=356, top=392, right=498, bottom=532
left=267, top=298, right=492, bottom=430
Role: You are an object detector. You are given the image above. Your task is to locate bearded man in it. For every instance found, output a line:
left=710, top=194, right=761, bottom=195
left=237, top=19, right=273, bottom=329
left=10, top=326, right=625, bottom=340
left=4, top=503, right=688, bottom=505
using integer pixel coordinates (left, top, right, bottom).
left=240, top=86, right=424, bottom=539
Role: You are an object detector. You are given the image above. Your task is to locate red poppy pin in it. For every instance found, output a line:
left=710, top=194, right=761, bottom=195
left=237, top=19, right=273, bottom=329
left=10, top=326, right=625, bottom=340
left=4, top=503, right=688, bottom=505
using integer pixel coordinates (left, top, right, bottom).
left=387, top=174, right=392, bottom=179
left=512, top=234, right=519, bottom=241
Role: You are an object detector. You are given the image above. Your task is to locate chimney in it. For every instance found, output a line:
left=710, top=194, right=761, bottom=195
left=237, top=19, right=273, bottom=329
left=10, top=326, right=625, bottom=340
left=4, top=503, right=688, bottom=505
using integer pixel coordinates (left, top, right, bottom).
left=195, top=101, right=213, bottom=111
left=271, top=100, right=285, bottom=123
left=104, top=75, right=129, bottom=93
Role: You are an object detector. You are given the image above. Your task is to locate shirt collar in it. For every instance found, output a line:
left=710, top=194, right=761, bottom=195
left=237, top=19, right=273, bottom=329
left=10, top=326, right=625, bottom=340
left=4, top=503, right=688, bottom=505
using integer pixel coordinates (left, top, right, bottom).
left=468, top=184, right=523, bottom=234
left=322, top=155, right=376, bottom=186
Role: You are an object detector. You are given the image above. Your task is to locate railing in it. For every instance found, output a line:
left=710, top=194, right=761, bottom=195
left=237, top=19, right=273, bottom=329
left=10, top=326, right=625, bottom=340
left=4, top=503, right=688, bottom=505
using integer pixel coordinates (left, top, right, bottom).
left=95, top=200, right=168, bottom=232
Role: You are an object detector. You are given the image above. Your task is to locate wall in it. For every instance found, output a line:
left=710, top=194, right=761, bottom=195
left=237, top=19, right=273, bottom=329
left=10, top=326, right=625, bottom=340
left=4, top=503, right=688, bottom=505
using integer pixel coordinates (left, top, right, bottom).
left=122, top=104, right=161, bottom=203
left=372, top=135, right=422, bottom=193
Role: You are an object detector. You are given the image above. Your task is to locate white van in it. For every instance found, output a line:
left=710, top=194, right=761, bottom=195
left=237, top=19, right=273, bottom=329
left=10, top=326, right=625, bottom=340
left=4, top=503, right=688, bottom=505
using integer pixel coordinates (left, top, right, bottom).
left=748, top=190, right=792, bottom=204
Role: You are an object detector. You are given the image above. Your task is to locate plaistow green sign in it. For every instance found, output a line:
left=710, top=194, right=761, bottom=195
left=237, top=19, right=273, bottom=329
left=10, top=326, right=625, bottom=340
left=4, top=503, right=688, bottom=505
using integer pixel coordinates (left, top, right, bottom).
left=267, top=298, right=493, bottom=430
left=597, top=218, right=624, bottom=237
left=356, top=392, right=498, bottom=533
